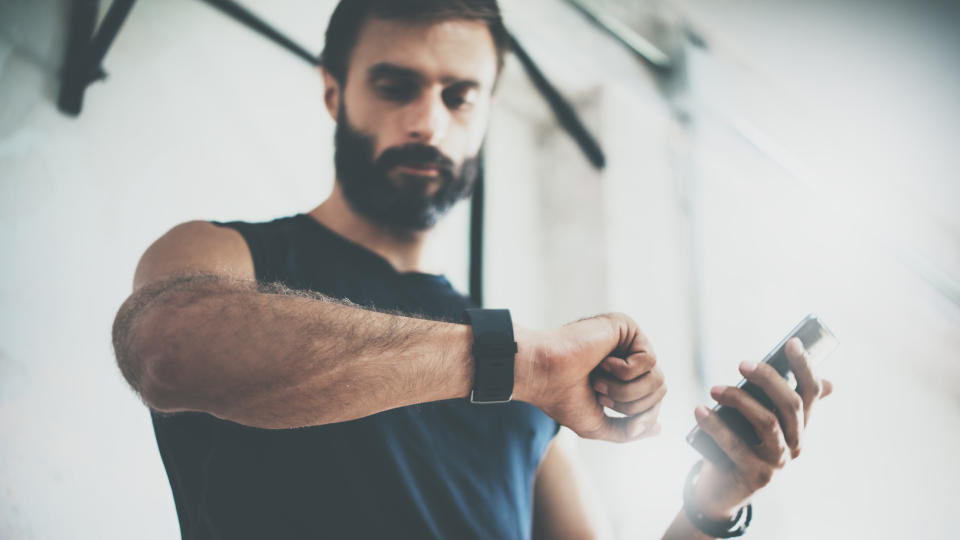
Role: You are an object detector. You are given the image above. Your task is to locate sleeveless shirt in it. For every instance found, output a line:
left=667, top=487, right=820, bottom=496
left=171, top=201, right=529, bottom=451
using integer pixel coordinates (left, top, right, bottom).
left=150, top=213, right=559, bottom=540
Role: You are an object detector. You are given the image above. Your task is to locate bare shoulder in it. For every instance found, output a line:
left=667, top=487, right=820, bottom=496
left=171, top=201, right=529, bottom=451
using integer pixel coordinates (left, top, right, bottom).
left=133, top=220, right=254, bottom=291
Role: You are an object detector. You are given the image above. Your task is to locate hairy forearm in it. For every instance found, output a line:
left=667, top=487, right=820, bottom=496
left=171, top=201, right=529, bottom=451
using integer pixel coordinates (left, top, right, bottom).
left=113, top=274, right=477, bottom=428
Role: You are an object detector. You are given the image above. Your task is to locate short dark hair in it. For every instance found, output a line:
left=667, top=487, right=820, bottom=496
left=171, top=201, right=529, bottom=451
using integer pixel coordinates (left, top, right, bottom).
left=320, top=0, right=510, bottom=86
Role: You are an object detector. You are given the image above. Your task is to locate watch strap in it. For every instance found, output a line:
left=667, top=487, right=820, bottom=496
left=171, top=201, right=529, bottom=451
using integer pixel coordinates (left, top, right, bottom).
left=464, top=308, right=517, bottom=404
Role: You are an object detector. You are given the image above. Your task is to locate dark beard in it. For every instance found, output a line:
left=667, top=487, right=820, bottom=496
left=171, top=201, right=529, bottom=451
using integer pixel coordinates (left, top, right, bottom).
left=333, top=105, right=480, bottom=232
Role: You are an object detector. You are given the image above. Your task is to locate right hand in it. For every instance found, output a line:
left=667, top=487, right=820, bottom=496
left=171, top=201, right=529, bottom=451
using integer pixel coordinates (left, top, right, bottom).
left=515, top=313, right=667, bottom=443
left=689, top=338, right=834, bottom=519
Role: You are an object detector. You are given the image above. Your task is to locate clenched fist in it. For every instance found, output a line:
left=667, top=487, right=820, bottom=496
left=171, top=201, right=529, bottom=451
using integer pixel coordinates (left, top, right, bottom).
left=514, top=313, right=667, bottom=443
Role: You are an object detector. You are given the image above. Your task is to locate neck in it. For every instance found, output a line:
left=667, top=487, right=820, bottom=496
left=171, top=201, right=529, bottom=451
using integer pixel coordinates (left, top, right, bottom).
left=307, top=183, right=430, bottom=274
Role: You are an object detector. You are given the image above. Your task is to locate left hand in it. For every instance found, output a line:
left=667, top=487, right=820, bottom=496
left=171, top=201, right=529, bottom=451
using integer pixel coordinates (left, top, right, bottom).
left=689, top=338, right=834, bottom=519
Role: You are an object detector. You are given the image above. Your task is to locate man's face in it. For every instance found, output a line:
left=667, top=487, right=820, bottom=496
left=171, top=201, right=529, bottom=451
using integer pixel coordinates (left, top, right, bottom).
left=327, top=16, right=498, bottom=231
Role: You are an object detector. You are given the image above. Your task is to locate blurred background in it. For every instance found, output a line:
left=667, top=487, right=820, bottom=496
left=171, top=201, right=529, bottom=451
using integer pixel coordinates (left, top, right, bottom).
left=1, top=0, right=957, bottom=538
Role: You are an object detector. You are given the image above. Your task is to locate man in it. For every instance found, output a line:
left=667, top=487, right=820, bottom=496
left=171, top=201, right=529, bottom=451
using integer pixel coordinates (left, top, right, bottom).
left=112, top=1, right=833, bottom=538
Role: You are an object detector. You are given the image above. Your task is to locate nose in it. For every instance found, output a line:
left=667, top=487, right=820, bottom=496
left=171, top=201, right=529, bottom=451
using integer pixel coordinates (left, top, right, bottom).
left=401, top=89, right=450, bottom=146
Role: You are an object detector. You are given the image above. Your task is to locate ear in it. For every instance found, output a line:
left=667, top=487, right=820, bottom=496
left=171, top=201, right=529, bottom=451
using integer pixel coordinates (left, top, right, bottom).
left=321, top=67, right=341, bottom=122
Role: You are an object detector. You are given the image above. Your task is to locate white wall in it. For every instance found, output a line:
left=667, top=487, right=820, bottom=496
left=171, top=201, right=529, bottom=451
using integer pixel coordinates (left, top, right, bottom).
left=674, top=0, right=960, bottom=538
left=0, top=2, right=337, bottom=538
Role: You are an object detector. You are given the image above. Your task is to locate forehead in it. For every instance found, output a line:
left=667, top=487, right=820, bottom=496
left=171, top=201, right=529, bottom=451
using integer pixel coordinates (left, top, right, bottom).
left=348, top=17, right=498, bottom=88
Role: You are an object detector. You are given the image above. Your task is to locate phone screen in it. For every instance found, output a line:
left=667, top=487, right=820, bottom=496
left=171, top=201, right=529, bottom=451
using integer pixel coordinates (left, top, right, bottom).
left=685, top=314, right=838, bottom=469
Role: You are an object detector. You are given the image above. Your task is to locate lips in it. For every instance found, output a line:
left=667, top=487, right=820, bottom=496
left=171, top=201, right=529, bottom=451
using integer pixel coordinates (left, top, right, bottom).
left=395, top=164, right=441, bottom=177
left=377, top=144, right=455, bottom=180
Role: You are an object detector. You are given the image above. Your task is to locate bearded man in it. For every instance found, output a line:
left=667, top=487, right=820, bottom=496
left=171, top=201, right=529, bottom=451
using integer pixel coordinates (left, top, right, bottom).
left=112, top=1, right=833, bottom=539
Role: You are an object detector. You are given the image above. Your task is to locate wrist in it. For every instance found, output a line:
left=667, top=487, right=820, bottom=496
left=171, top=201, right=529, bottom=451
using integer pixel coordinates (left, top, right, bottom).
left=682, top=460, right=753, bottom=538
left=691, top=464, right=741, bottom=521
left=443, top=323, right=477, bottom=402
left=512, top=324, right=545, bottom=404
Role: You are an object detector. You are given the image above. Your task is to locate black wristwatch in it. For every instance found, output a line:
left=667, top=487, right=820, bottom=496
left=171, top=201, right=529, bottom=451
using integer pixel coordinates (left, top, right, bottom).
left=464, top=308, right=517, bottom=404
left=682, top=460, right=753, bottom=538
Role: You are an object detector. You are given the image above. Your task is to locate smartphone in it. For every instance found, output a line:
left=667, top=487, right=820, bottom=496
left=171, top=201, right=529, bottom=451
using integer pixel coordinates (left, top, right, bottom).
left=686, top=314, right=838, bottom=469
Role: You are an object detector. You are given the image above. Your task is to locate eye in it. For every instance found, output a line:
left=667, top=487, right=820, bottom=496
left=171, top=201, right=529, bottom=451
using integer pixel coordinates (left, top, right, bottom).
left=376, top=82, right=418, bottom=102
left=442, top=86, right=478, bottom=111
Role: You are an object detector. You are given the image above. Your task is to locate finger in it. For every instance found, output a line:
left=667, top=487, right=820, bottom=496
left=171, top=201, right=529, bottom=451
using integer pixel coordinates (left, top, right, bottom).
left=580, top=403, right=662, bottom=443
left=600, top=350, right=657, bottom=382
left=710, top=386, right=789, bottom=466
left=820, top=378, right=834, bottom=399
left=601, top=384, right=667, bottom=416
left=785, top=338, right=822, bottom=420
left=694, top=406, right=771, bottom=487
left=739, top=361, right=805, bottom=457
left=594, top=366, right=665, bottom=402
left=615, top=402, right=662, bottom=440
left=608, top=316, right=655, bottom=358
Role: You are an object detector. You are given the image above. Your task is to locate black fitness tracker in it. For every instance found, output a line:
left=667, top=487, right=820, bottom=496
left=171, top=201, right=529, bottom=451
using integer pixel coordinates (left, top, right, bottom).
left=464, top=308, right=517, bottom=404
left=682, top=460, right=753, bottom=538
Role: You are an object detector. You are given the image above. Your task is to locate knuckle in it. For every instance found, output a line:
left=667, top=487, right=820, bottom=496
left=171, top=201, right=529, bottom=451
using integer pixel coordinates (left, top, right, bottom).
left=754, top=362, right=777, bottom=379
left=643, top=350, right=657, bottom=370
left=718, top=387, right=738, bottom=403
left=789, top=394, right=804, bottom=411
left=752, top=467, right=774, bottom=488
left=773, top=442, right=789, bottom=463
left=760, top=412, right=779, bottom=432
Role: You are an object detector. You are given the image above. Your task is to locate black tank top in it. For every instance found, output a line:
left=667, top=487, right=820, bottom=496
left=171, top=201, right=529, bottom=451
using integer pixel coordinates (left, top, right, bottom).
left=150, top=214, right=559, bottom=540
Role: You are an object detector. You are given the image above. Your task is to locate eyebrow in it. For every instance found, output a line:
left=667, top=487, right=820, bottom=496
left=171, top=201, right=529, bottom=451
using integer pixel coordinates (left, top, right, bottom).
left=366, top=62, right=481, bottom=89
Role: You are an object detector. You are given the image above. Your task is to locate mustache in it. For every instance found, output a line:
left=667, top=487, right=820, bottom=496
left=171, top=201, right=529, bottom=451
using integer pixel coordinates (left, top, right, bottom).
left=376, top=144, right=455, bottom=174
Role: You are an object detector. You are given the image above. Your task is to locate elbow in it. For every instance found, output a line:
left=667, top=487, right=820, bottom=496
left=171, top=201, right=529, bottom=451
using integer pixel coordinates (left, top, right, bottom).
left=113, top=296, right=194, bottom=412
left=136, top=347, right=192, bottom=412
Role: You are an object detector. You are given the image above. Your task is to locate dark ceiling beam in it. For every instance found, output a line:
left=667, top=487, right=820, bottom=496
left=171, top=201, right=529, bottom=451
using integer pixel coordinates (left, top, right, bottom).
left=563, top=0, right=673, bottom=72
left=508, top=33, right=606, bottom=170
left=196, top=0, right=320, bottom=66
left=58, top=0, right=137, bottom=116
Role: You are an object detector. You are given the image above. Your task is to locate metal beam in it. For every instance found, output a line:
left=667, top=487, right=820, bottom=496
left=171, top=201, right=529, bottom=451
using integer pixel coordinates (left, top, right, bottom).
left=197, top=0, right=320, bottom=66
left=468, top=154, right=486, bottom=307
left=563, top=0, right=673, bottom=71
left=58, top=0, right=137, bottom=116
left=508, top=33, right=606, bottom=170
